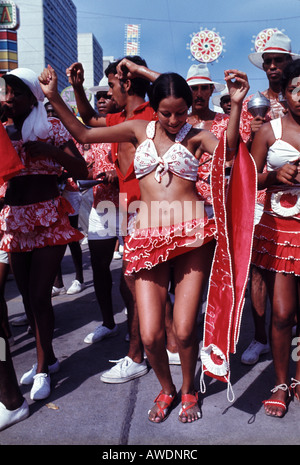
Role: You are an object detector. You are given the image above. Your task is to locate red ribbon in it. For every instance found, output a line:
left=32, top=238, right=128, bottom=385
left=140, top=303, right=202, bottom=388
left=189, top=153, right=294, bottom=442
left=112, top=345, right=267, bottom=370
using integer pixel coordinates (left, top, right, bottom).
left=201, top=133, right=257, bottom=400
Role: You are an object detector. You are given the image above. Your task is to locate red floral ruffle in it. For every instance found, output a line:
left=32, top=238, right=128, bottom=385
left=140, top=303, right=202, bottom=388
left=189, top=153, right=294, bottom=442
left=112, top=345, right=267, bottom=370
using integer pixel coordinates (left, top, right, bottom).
left=124, top=217, right=216, bottom=275
left=0, top=196, right=84, bottom=252
left=252, top=212, right=300, bottom=275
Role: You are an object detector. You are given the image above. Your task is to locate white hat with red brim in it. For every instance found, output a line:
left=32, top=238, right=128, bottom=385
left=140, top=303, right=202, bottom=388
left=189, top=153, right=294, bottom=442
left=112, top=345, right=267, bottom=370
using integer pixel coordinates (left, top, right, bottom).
left=186, top=64, right=225, bottom=93
left=248, top=31, right=300, bottom=69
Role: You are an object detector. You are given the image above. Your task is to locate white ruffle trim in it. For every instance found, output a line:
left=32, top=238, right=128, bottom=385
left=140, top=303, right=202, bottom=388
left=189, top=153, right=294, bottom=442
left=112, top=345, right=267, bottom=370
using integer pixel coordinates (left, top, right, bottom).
left=271, top=189, right=300, bottom=217
left=200, top=344, right=235, bottom=402
left=200, top=344, right=229, bottom=377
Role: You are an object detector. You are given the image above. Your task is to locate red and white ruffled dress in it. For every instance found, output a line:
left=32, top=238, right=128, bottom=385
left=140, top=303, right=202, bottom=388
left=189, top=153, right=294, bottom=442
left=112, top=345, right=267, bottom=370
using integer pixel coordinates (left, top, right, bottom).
left=252, top=118, right=300, bottom=275
left=0, top=119, right=84, bottom=252
left=124, top=121, right=216, bottom=274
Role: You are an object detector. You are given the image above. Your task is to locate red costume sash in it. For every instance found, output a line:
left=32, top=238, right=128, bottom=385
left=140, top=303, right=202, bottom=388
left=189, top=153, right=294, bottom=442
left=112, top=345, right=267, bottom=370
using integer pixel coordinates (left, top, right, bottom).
left=0, top=122, right=24, bottom=183
left=200, top=134, right=257, bottom=401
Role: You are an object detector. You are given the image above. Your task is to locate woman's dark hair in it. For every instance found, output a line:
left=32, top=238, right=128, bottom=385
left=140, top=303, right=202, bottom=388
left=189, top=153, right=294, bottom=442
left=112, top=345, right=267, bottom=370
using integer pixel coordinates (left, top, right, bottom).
left=281, top=58, right=300, bottom=93
left=105, top=55, right=151, bottom=98
left=148, top=73, right=193, bottom=112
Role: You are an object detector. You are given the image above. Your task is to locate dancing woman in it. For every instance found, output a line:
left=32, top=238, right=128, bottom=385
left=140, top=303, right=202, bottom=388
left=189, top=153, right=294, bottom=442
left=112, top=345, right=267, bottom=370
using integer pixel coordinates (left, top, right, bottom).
left=39, top=65, right=249, bottom=423
left=251, top=59, right=300, bottom=417
left=0, top=68, right=88, bottom=401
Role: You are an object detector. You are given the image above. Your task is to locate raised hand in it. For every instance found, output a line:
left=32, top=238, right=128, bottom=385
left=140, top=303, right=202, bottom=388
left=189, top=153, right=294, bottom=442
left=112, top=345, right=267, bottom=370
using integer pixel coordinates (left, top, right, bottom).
left=116, top=58, right=141, bottom=80
left=38, top=65, right=58, bottom=100
left=66, top=62, right=85, bottom=88
left=224, top=69, right=249, bottom=105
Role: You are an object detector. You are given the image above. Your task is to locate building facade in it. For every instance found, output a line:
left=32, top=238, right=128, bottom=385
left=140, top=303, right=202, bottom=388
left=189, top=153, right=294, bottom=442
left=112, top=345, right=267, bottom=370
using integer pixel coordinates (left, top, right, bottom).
left=14, top=0, right=77, bottom=92
left=78, top=32, right=102, bottom=89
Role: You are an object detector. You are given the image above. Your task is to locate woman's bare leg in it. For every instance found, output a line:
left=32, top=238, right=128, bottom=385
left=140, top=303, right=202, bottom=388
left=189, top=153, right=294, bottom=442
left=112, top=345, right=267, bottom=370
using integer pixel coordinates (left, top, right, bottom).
left=135, top=261, right=176, bottom=421
left=173, top=241, right=215, bottom=422
left=10, top=245, right=66, bottom=373
left=264, top=270, right=297, bottom=416
left=0, top=325, right=24, bottom=410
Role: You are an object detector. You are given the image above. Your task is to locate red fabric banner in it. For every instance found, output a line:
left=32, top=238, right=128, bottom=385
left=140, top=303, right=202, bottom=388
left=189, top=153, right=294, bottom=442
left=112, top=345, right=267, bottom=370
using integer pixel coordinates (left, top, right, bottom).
left=200, top=134, right=257, bottom=401
left=0, top=122, right=24, bottom=183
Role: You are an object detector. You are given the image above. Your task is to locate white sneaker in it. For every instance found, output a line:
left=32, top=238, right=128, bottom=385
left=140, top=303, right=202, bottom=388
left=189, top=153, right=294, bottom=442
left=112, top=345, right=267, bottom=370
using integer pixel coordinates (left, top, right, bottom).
left=20, top=359, right=60, bottom=385
left=84, top=324, right=119, bottom=344
left=113, top=251, right=122, bottom=260
left=167, top=349, right=181, bottom=365
left=52, top=286, right=66, bottom=297
left=100, top=356, right=148, bottom=383
left=0, top=399, right=29, bottom=431
left=241, top=339, right=270, bottom=365
left=30, top=373, right=51, bottom=400
left=66, top=280, right=86, bottom=295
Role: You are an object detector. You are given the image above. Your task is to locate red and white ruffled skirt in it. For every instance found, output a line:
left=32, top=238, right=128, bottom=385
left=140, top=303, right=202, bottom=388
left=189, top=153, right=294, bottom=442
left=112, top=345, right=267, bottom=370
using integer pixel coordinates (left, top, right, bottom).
left=0, top=196, right=84, bottom=252
left=124, top=216, right=216, bottom=275
left=252, top=211, right=300, bottom=276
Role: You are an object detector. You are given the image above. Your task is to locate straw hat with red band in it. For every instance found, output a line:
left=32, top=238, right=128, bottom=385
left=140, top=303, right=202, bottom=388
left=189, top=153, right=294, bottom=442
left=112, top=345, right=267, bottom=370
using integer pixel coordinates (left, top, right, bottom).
left=248, top=31, right=300, bottom=70
left=186, top=64, right=225, bottom=93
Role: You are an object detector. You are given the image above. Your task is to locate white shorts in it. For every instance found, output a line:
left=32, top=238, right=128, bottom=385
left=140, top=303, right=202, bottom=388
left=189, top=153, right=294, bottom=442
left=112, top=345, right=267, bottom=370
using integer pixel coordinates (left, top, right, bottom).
left=254, top=202, right=264, bottom=226
left=88, top=206, right=124, bottom=240
left=0, top=250, right=9, bottom=264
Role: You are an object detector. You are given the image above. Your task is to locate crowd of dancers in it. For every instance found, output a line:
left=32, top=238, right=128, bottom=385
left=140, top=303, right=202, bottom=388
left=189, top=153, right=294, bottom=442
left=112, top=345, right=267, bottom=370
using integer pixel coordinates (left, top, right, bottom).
left=0, top=29, right=300, bottom=432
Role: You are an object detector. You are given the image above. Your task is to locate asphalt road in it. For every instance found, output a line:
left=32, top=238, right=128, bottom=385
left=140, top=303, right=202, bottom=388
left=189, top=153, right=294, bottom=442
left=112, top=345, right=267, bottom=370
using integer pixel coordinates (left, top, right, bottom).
left=1, top=241, right=299, bottom=451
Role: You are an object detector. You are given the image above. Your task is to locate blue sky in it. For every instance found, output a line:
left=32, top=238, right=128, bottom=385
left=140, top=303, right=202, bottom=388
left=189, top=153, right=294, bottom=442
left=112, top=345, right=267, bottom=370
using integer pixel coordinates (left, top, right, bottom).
left=73, top=0, right=300, bottom=97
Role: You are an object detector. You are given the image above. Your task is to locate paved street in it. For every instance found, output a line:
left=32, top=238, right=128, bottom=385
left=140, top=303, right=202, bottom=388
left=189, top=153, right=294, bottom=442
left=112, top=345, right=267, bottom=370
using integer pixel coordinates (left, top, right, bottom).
left=1, top=241, right=300, bottom=449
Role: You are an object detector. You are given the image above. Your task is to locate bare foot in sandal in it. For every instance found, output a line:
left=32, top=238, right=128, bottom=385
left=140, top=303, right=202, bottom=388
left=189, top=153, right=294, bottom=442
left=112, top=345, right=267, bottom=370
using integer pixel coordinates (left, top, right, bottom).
left=148, top=388, right=177, bottom=423
left=179, top=392, right=200, bottom=423
left=263, top=384, right=290, bottom=418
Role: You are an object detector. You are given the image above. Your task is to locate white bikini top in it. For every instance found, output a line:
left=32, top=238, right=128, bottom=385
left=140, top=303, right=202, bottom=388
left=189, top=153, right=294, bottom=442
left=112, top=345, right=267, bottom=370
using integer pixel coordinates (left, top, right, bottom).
left=267, top=118, right=300, bottom=171
left=134, top=121, right=199, bottom=183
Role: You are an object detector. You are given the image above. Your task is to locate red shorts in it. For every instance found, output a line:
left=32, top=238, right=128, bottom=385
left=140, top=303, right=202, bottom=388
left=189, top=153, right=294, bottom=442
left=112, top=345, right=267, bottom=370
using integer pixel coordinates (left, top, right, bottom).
left=124, top=217, right=216, bottom=275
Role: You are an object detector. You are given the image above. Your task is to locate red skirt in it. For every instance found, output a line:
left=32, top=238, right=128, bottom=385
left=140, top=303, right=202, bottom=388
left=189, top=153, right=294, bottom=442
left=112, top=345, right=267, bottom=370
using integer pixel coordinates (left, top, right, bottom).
left=252, top=212, right=300, bottom=276
left=124, top=217, right=216, bottom=275
left=0, top=196, right=84, bottom=252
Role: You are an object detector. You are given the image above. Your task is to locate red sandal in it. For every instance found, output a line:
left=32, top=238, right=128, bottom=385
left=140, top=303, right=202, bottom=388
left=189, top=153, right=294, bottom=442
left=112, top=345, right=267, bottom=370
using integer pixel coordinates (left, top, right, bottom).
left=179, top=391, right=200, bottom=423
left=148, top=390, right=177, bottom=423
left=262, top=384, right=291, bottom=418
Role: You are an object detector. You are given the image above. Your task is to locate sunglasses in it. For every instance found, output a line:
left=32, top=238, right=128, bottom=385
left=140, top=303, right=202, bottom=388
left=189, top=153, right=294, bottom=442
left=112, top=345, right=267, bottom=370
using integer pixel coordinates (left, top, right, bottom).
left=96, top=92, right=111, bottom=100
